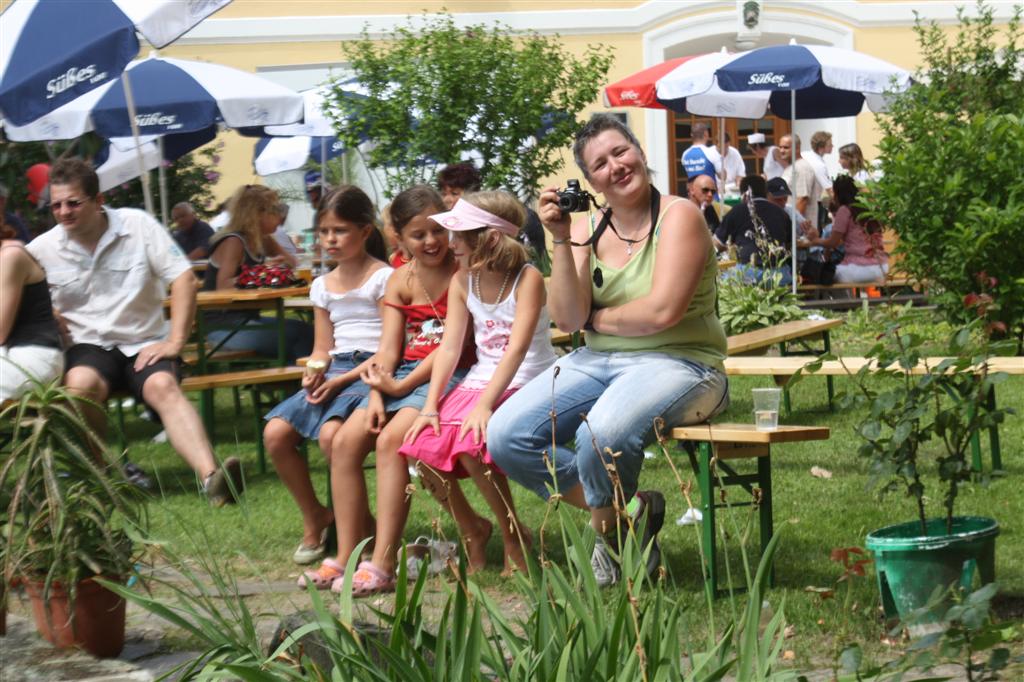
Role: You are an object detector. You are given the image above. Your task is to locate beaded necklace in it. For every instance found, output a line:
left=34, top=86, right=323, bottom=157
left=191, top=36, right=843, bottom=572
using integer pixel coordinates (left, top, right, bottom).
left=471, top=268, right=513, bottom=311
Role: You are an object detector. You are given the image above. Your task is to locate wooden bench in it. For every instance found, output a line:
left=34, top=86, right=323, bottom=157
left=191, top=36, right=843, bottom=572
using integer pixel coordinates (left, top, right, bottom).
left=723, top=355, right=1024, bottom=471
left=797, top=277, right=927, bottom=310
left=671, top=423, right=831, bottom=597
left=181, top=367, right=305, bottom=472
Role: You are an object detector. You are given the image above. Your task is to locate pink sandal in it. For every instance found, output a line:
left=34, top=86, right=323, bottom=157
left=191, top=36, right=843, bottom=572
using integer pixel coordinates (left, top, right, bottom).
left=297, top=558, right=344, bottom=590
left=343, top=561, right=395, bottom=597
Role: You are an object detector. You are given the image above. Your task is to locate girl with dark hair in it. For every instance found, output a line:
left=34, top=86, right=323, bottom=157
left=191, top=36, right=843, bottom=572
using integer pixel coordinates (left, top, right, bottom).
left=263, top=185, right=392, bottom=567
left=309, top=184, right=473, bottom=595
left=806, top=175, right=889, bottom=283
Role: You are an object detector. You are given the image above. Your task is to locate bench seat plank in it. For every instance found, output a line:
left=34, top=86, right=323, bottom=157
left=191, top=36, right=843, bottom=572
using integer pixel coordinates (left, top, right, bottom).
left=723, top=355, right=1024, bottom=376
left=181, top=367, right=304, bottom=392
left=671, top=423, right=830, bottom=444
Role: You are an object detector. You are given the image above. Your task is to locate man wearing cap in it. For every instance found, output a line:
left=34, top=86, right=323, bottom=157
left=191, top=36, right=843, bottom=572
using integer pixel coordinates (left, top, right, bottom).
left=170, top=202, right=214, bottom=260
left=715, top=175, right=794, bottom=285
left=781, top=134, right=825, bottom=230
left=305, top=170, right=326, bottom=209
left=680, top=122, right=723, bottom=188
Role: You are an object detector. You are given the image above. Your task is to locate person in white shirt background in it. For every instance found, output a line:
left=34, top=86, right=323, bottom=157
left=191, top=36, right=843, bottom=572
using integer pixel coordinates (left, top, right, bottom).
left=721, top=133, right=747, bottom=192
left=749, top=132, right=788, bottom=180
left=804, top=131, right=834, bottom=204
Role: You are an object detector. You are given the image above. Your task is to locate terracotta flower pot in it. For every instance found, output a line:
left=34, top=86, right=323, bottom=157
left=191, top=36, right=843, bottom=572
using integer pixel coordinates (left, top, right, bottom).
left=24, top=577, right=126, bottom=657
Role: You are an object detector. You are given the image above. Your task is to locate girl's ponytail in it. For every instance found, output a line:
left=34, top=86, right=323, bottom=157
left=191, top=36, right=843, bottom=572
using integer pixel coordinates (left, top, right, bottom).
left=365, top=225, right=388, bottom=261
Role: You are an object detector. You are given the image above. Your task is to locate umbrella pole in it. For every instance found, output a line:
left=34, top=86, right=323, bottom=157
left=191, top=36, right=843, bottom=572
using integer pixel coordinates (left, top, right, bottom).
left=791, top=89, right=798, bottom=296
left=121, top=72, right=155, bottom=216
left=158, top=137, right=169, bottom=226
left=321, top=137, right=328, bottom=184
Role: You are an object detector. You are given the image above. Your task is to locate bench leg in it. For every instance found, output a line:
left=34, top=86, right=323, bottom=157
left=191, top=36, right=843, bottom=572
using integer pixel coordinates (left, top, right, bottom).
left=757, top=453, right=775, bottom=587
left=987, top=386, right=1002, bottom=471
left=250, top=387, right=267, bottom=475
left=823, top=331, right=835, bottom=412
left=200, top=389, right=216, bottom=445
left=697, top=441, right=718, bottom=600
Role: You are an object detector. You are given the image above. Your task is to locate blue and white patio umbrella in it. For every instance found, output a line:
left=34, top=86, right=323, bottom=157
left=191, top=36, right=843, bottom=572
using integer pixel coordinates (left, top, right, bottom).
left=655, top=41, right=912, bottom=293
left=2, top=56, right=304, bottom=141
left=95, top=127, right=219, bottom=193
left=253, top=135, right=346, bottom=176
left=0, top=0, right=231, bottom=125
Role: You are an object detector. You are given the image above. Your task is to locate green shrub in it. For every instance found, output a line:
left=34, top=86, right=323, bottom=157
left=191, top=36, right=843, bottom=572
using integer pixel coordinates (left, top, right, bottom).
left=718, top=271, right=804, bottom=337
left=868, top=1, right=1024, bottom=350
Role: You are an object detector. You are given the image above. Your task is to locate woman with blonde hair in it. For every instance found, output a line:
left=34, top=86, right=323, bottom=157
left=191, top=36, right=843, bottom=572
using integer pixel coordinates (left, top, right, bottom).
left=203, top=184, right=313, bottom=361
left=838, top=143, right=871, bottom=183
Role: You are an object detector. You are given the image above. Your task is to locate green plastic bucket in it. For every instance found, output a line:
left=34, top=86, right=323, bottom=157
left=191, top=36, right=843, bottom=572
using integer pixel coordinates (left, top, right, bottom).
left=865, top=516, right=998, bottom=623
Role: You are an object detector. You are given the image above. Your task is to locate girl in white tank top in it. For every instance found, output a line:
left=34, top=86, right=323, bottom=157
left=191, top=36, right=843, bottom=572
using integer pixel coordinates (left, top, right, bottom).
left=399, top=192, right=556, bottom=577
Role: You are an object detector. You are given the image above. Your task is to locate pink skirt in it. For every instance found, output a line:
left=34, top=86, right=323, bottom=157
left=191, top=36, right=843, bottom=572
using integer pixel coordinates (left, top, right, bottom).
left=398, top=384, right=517, bottom=478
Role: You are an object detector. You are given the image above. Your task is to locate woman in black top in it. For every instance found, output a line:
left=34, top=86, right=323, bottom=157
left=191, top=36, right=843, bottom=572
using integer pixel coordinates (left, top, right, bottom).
left=203, top=185, right=313, bottom=362
left=1, top=221, right=63, bottom=400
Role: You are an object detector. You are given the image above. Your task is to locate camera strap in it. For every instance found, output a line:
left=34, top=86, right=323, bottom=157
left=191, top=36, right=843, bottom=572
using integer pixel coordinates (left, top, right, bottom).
left=576, top=184, right=661, bottom=249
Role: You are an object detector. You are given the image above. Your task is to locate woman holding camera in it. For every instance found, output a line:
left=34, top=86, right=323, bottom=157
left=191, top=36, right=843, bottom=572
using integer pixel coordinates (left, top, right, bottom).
left=488, top=114, right=729, bottom=585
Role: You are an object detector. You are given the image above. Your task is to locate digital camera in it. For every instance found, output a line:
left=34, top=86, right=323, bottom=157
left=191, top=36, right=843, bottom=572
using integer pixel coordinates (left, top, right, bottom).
left=556, top=179, right=591, bottom=214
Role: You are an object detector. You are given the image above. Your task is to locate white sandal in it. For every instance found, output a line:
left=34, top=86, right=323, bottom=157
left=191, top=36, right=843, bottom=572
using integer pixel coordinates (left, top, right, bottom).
left=404, top=536, right=457, bottom=579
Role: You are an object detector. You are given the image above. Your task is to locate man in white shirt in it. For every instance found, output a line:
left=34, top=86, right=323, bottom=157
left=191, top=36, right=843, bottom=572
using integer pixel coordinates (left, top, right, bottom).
left=28, top=158, right=242, bottom=506
left=803, top=130, right=834, bottom=201
left=781, top=134, right=825, bottom=230
left=721, top=133, right=747, bottom=190
left=749, top=132, right=788, bottom=180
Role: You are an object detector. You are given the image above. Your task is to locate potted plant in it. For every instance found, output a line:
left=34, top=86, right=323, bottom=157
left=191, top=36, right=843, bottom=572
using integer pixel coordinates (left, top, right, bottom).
left=816, top=287, right=1014, bottom=627
left=0, top=379, right=145, bottom=657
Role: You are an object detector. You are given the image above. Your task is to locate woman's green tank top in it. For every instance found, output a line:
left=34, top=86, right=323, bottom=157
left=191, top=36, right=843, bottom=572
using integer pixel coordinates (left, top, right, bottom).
left=586, top=198, right=727, bottom=370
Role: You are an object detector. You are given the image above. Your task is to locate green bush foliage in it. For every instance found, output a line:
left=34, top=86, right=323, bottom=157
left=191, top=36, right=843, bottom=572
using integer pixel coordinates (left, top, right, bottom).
left=324, top=12, right=613, bottom=199
left=718, top=271, right=804, bottom=336
left=868, top=1, right=1024, bottom=349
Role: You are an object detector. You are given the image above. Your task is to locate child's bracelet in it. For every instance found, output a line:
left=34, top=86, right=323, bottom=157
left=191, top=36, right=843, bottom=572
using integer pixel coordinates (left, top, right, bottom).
left=551, top=237, right=572, bottom=246
left=419, top=411, right=439, bottom=418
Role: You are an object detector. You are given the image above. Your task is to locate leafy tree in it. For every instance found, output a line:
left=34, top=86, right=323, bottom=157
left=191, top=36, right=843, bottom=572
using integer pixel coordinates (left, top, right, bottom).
left=324, top=12, right=613, bottom=199
left=868, top=1, right=1024, bottom=349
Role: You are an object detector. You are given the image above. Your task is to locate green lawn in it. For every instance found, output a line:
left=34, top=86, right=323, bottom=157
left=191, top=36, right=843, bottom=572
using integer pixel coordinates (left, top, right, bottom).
left=120, top=305, right=1023, bottom=672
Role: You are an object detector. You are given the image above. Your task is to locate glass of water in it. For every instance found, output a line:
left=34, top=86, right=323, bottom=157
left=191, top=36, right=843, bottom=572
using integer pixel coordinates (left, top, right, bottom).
left=752, top=387, right=782, bottom=431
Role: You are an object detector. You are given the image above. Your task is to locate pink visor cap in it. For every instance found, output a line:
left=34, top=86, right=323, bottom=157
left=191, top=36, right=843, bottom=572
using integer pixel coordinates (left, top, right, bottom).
left=429, top=199, right=520, bottom=237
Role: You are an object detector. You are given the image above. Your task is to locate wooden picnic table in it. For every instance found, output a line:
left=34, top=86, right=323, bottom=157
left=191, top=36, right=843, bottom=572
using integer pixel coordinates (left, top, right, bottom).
left=168, top=285, right=309, bottom=436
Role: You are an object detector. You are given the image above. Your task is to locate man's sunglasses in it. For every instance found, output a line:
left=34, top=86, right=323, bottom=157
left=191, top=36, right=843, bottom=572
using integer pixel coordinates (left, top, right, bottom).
left=50, top=198, right=88, bottom=211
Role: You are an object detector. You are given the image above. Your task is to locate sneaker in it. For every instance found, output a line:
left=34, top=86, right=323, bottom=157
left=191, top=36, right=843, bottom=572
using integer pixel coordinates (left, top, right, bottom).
left=631, top=490, right=666, bottom=577
left=204, top=457, right=244, bottom=507
left=122, top=461, right=153, bottom=491
left=591, top=534, right=621, bottom=587
left=675, top=507, right=703, bottom=526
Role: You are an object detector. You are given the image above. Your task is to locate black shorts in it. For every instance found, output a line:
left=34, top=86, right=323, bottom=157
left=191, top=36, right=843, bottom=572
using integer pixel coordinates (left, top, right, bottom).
left=65, top=343, right=182, bottom=405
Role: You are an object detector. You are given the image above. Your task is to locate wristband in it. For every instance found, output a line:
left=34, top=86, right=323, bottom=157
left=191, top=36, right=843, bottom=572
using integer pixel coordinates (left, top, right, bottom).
left=419, top=411, right=439, bottom=418
left=551, top=237, right=572, bottom=246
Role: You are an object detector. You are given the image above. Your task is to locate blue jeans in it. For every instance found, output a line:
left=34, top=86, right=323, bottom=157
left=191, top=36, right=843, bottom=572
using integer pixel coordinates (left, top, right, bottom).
left=208, top=316, right=313, bottom=363
left=487, top=347, right=729, bottom=508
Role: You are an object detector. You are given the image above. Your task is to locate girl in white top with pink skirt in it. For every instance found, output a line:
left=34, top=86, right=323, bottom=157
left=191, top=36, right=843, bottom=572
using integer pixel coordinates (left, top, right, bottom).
left=396, top=193, right=557, bottom=578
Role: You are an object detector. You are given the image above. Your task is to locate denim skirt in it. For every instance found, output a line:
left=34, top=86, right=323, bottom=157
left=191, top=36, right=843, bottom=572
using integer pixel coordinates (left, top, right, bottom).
left=356, top=358, right=468, bottom=414
left=264, top=351, right=373, bottom=439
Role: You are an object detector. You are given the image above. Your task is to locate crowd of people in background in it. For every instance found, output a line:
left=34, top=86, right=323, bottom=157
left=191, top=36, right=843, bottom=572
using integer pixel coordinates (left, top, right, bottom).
left=683, top=122, right=887, bottom=286
left=1, top=112, right=889, bottom=593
